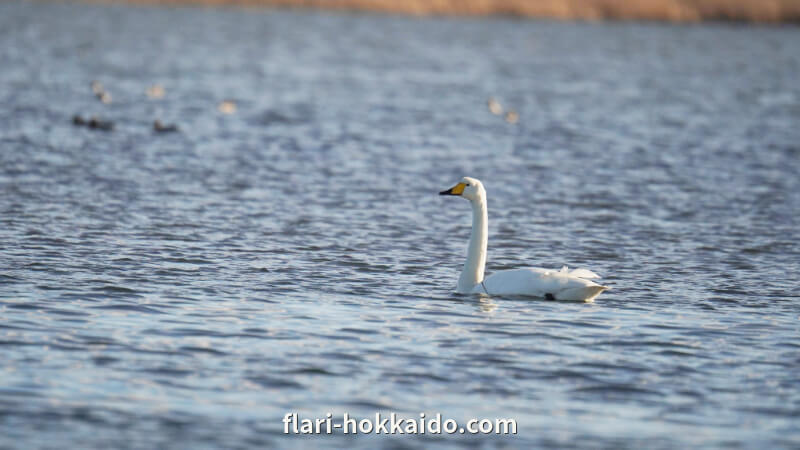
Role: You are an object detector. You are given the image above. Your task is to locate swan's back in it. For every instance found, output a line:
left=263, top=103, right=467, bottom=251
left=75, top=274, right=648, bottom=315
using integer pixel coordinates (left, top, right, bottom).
left=480, top=268, right=608, bottom=301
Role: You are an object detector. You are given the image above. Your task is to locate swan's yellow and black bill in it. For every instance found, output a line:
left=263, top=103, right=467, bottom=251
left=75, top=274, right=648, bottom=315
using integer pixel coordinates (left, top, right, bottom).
left=439, top=182, right=466, bottom=196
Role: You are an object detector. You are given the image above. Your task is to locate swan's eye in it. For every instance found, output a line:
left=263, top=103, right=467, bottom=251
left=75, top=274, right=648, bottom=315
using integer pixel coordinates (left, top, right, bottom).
left=465, top=183, right=470, bottom=186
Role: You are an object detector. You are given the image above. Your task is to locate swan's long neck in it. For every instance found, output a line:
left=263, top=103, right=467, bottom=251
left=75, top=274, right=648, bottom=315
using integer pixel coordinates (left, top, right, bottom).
left=458, top=196, right=488, bottom=293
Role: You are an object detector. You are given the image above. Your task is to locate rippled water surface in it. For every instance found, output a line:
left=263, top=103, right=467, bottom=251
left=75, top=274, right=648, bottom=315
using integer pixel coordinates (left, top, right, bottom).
left=1, top=1, right=799, bottom=447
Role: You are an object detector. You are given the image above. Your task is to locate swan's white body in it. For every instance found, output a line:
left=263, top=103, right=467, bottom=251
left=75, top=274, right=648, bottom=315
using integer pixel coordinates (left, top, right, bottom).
left=440, top=177, right=608, bottom=302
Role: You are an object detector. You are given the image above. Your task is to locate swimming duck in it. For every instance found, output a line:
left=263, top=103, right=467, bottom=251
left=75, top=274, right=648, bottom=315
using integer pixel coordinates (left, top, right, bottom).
left=87, top=116, right=114, bottom=131
left=153, top=120, right=178, bottom=133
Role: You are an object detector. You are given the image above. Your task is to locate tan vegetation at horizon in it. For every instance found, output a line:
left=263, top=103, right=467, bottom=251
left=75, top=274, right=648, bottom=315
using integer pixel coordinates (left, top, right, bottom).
left=111, top=0, right=800, bottom=22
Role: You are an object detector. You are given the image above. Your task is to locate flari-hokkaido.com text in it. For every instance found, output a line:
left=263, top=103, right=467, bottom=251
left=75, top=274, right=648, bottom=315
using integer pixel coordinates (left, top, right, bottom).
left=283, top=412, right=517, bottom=435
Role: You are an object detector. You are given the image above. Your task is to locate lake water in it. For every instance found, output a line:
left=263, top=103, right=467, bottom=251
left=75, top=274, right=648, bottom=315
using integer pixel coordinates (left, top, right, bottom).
left=1, top=1, right=799, bottom=447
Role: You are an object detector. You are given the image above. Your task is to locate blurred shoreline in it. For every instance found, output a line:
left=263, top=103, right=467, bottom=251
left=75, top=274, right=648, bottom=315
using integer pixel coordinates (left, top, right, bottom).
left=74, top=0, right=800, bottom=23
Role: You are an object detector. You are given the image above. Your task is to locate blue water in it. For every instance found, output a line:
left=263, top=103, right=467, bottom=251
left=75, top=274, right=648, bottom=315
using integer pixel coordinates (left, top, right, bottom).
left=1, top=1, right=799, bottom=448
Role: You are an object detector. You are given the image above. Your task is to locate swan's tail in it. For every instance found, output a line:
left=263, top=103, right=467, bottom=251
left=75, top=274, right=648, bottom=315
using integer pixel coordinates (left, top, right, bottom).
left=556, top=285, right=609, bottom=302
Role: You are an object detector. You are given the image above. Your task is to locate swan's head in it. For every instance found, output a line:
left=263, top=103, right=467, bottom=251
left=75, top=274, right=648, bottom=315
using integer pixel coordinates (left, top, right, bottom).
left=439, top=177, right=485, bottom=202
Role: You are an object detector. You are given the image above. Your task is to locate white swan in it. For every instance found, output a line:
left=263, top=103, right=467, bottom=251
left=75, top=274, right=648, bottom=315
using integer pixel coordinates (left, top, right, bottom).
left=439, top=177, right=609, bottom=302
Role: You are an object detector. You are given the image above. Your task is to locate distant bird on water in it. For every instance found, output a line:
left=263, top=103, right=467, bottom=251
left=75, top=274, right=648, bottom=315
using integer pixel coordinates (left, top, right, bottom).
left=218, top=100, right=237, bottom=114
left=72, top=114, right=113, bottom=131
left=91, top=80, right=104, bottom=95
left=87, top=116, right=114, bottom=131
left=505, top=110, right=519, bottom=124
left=487, top=97, right=503, bottom=115
left=153, top=120, right=179, bottom=133
left=146, top=84, right=165, bottom=99
left=91, top=80, right=112, bottom=104
left=488, top=97, right=521, bottom=124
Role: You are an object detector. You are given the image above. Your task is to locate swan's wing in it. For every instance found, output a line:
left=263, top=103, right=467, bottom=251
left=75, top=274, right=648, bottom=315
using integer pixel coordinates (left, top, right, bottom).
left=483, top=268, right=557, bottom=297
left=483, top=267, right=607, bottom=301
left=558, top=265, right=600, bottom=279
left=569, top=268, right=601, bottom=279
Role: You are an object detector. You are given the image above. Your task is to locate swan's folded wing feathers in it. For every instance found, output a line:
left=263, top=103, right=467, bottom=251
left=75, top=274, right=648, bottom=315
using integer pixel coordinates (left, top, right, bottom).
left=569, top=268, right=601, bottom=279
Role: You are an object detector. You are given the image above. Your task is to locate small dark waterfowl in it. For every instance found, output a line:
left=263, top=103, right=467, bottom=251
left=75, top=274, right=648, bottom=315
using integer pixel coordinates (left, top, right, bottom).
left=153, top=120, right=179, bottom=133
left=72, top=115, right=113, bottom=131
left=87, top=116, right=114, bottom=131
